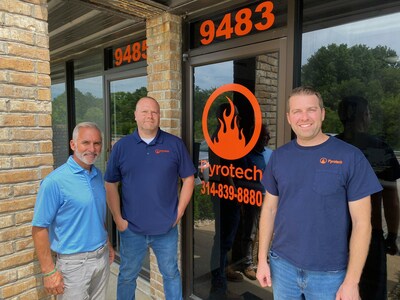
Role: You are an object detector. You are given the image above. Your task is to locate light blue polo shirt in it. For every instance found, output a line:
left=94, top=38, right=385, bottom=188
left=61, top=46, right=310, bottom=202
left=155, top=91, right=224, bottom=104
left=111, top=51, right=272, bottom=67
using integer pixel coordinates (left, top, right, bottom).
left=105, top=129, right=196, bottom=235
left=32, top=156, right=107, bottom=254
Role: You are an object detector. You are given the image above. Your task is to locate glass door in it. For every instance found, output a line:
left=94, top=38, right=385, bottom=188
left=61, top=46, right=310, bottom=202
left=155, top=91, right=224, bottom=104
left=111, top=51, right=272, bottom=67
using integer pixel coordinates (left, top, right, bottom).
left=105, top=73, right=150, bottom=276
left=189, top=39, right=287, bottom=299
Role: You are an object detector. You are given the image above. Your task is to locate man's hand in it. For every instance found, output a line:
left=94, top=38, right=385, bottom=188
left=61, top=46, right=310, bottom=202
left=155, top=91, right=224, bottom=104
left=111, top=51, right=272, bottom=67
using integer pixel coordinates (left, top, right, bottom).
left=335, top=282, right=360, bottom=300
left=256, top=259, right=272, bottom=287
left=108, top=242, right=115, bottom=264
left=115, top=218, right=128, bottom=232
left=44, top=270, right=64, bottom=295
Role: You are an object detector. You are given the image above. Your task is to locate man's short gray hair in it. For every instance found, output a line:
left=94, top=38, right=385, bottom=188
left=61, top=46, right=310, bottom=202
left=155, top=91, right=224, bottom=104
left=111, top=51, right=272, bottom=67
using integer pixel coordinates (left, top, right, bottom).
left=72, top=122, right=103, bottom=142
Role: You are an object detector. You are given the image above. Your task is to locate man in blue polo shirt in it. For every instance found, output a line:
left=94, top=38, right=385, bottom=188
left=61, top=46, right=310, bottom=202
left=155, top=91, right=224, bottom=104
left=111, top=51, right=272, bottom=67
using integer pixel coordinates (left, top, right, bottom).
left=105, top=96, right=196, bottom=300
left=32, top=122, right=114, bottom=299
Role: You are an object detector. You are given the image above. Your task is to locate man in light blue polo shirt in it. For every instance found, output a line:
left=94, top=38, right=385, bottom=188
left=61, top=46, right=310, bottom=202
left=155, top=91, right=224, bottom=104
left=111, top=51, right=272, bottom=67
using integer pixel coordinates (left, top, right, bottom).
left=105, top=96, right=196, bottom=300
left=32, top=122, right=114, bottom=299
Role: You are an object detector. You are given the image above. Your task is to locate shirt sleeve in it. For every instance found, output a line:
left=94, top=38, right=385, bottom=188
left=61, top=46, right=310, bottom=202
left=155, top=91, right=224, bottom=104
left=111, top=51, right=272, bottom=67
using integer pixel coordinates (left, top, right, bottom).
left=32, top=178, right=62, bottom=227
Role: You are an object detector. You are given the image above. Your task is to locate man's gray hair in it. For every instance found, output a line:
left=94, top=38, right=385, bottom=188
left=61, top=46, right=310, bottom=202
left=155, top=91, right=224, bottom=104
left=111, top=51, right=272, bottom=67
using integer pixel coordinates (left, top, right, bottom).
left=72, top=122, right=103, bottom=142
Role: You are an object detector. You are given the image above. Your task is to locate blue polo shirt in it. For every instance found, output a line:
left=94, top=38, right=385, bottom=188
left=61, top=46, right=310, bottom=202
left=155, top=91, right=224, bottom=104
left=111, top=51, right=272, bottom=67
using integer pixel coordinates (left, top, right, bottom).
left=32, top=156, right=107, bottom=254
left=104, top=129, right=196, bottom=235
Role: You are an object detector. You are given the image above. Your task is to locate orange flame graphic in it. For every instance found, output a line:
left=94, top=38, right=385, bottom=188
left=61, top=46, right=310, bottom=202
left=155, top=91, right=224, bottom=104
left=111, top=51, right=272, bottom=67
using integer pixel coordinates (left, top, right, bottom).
left=212, top=97, right=246, bottom=157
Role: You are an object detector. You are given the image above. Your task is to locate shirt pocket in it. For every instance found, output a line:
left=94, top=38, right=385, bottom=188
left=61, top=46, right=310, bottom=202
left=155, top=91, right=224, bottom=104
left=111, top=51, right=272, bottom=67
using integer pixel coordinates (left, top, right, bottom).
left=312, top=170, right=342, bottom=196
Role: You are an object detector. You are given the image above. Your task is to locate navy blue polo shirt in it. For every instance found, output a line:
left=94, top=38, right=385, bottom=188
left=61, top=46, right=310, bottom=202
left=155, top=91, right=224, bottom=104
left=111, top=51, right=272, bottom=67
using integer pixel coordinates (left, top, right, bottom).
left=104, top=129, right=196, bottom=235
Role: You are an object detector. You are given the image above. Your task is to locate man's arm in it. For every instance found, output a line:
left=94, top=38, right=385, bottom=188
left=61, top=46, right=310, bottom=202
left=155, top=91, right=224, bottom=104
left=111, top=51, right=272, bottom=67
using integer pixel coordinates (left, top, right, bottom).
left=32, top=226, right=64, bottom=295
left=256, top=191, right=279, bottom=287
left=105, top=181, right=128, bottom=231
left=382, top=180, right=399, bottom=255
left=174, top=175, right=195, bottom=226
left=336, top=196, right=371, bottom=300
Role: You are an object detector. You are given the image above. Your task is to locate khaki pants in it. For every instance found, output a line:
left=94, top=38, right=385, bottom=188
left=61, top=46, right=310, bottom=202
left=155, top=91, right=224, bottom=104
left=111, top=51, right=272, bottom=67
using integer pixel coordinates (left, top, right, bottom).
left=56, top=245, right=110, bottom=300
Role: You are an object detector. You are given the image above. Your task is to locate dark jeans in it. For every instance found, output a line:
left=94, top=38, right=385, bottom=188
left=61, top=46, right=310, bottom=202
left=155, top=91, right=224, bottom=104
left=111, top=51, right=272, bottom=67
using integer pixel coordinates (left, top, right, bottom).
left=359, top=229, right=387, bottom=300
left=210, top=196, right=241, bottom=290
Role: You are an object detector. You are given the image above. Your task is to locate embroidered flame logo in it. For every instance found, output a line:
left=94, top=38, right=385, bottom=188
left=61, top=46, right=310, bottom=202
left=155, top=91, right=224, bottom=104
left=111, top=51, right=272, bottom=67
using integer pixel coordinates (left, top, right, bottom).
left=213, top=97, right=246, bottom=157
left=202, top=83, right=262, bottom=160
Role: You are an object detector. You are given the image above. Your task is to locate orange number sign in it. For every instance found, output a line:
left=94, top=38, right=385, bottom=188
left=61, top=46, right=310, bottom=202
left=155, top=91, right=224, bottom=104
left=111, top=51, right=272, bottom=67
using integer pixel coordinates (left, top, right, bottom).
left=114, top=40, right=147, bottom=67
left=199, top=1, right=274, bottom=45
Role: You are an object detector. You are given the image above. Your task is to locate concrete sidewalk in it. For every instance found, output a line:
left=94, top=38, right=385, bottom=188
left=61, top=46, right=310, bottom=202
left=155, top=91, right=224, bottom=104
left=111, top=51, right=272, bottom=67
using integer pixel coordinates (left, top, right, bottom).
left=107, top=262, right=152, bottom=300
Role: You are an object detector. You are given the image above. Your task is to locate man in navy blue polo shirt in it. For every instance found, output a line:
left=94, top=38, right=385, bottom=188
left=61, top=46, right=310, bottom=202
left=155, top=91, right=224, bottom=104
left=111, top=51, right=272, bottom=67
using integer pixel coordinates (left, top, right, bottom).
left=105, top=96, right=196, bottom=300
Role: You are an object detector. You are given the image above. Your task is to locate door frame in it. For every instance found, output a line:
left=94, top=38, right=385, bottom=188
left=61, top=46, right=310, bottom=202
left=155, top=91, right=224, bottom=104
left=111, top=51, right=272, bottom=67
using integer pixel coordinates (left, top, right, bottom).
left=182, top=38, right=290, bottom=299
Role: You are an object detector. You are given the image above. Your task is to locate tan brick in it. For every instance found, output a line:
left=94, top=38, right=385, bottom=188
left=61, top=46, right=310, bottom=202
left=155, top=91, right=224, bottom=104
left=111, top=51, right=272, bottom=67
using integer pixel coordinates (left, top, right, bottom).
left=5, top=13, right=47, bottom=34
left=0, top=197, right=35, bottom=213
left=33, top=2, right=48, bottom=21
left=36, top=114, right=51, bottom=126
left=7, top=43, right=49, bottom=60
left=15, top=210, right=34, bottom=225
left=1, top=276, right=37, bottom=298
left=13, top=155, right=53, bottom=168
left=17, top=286, right=49, bottom=300
left=15, top=209, right=33, bottom=225
left=38, top=141, right=53, bottom=153
left=4, top=1, right=32, bottom=17
left=37, top=88, right=51, bottom=100
left=35, top=34, right=49, bottom=48
left=10, top=128, right=52, bottom=140
left=17, top=261, right=41, bottom=279
left=0, top=71, right=8, bottom=82
left=13, top=182, right=40, bottom=197
left=0, top=186, right=12, bottom=199
left=0, top=114, right=36, bottom=126
left=9, top=71, right=37, bottom=86
left=0, top=241, right=14, bottom=257
left=10, top=28, right=35, bottom=45
left=15, top=236, right=34, bottom=251
left=0, top=142, right=37, bottom=155
left=36, top=61, right=50, bottom=75
left=40, top=166, right=53, bottom=178
left=0, top=215, right=14, bottom=229
left=9, top=100, right=51, bottom=113
left=0, top=127, right=9, bottom=139
left=37, top=74, right=50, bottom=87
left=0, top=269, right=17, bottom=287
left=0, top=57, right=35, bottom=72
left=0, top=83, right=14, bottom=98
left=0, top=156, right=12, bottom=169
left=0, top=224, right=31, bottom=243
left=0, top=169, right=39, bottom=184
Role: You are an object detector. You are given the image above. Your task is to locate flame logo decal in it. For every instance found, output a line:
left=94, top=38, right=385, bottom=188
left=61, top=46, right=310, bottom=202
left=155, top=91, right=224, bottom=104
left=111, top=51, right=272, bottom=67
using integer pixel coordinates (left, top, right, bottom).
left=202, top=83, right=262, bottom=160
left=213, top=97, right=246, bottom=157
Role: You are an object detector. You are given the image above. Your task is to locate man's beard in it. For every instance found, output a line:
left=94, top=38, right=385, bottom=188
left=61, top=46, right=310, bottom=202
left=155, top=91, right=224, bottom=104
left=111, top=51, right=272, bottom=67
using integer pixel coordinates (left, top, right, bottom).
left=75, top=149, right=98, bottom=166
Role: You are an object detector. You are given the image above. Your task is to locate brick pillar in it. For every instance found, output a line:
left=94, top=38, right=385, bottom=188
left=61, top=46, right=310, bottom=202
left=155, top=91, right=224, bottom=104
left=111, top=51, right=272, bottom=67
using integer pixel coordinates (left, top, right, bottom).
left=146, top=12, right=183, bottom=299
left=0, top=0, right=53, bottom=299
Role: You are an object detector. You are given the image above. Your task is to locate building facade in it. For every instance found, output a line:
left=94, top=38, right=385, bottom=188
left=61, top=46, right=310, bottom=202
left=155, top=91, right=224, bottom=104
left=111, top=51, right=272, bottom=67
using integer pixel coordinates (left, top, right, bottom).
left=0, top=0, right=399, bottom=299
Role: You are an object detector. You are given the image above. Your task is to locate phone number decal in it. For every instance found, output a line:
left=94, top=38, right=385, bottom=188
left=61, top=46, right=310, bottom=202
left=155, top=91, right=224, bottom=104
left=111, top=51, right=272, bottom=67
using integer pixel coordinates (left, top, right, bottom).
left=201, top=182, right=263, bottom=206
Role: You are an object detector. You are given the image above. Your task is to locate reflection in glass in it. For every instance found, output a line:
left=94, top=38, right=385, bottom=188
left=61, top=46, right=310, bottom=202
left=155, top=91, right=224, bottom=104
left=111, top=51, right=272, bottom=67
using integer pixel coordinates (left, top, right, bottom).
left=108, top=76, right=149, bottom=273
left=51, top=80, right=68, bottom=169
left=302, top=12, right=400, bottom=299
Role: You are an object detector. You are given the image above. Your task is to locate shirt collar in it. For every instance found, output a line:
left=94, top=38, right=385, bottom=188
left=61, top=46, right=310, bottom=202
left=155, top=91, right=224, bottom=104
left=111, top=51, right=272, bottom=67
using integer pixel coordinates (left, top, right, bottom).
left=67, top=155, right=98, bottom=177
left=133, top=128, right=163, bottom=145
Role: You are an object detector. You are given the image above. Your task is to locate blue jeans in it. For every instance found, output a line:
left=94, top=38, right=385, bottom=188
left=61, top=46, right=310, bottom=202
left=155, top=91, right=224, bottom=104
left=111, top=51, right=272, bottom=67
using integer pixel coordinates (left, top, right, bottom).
left=269, top=251, right=346, bottom=300
left=117, top=226, right=182, bottom=300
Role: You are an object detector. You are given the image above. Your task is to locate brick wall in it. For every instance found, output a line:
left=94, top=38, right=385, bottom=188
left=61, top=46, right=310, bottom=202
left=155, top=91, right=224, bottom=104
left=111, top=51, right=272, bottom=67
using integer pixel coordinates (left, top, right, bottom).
left=0, top=0, right=52, bottom=299
left=146, top=12, right=183, bottom=299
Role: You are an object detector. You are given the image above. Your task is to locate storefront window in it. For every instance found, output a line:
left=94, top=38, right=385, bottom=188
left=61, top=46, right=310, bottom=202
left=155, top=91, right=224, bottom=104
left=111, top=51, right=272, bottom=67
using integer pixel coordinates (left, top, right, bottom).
left=302, top=12, right=400, bottom=299
left=74, top=53, right=106, bottom=171
left=50, top=63, right=68, bottom=168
